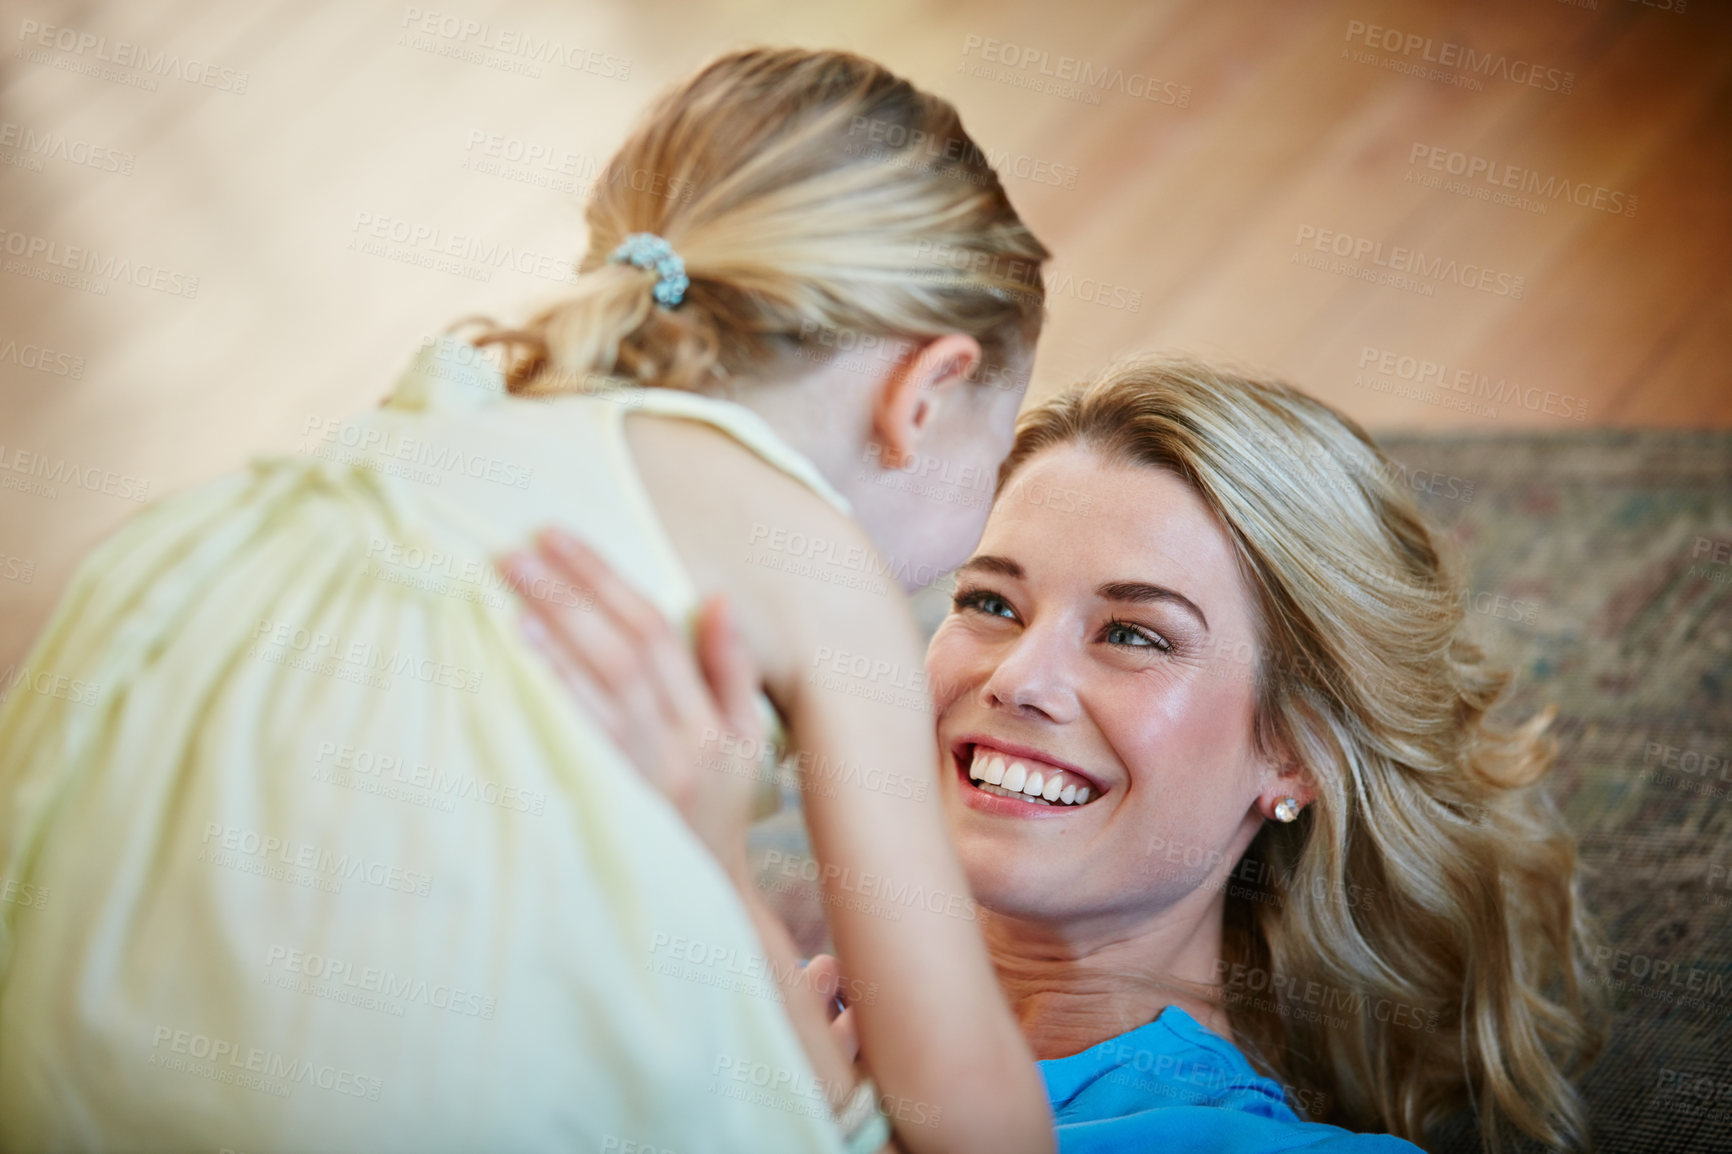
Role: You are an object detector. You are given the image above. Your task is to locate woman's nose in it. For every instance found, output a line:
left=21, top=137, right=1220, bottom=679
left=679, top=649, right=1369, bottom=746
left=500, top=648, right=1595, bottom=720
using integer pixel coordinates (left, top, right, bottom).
left=980, top=626, right=1078, bottom=723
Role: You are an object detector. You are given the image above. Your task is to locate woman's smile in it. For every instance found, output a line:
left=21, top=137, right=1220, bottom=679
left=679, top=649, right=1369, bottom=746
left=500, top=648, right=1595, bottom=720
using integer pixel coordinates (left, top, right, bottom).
left=951, top=737, right=1109, bottom=815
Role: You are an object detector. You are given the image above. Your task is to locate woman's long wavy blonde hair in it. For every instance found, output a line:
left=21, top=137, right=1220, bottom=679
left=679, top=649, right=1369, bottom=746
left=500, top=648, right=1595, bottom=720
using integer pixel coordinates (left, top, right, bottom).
left=466, top=47, right=1049, bottom=394
left=1000, top=357, right=1604, bottom=1151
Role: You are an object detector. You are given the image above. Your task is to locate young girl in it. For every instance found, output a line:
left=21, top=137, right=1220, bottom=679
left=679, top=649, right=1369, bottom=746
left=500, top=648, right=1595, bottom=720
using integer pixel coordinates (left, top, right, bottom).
left=0, top=49, right=1054, bottom=1153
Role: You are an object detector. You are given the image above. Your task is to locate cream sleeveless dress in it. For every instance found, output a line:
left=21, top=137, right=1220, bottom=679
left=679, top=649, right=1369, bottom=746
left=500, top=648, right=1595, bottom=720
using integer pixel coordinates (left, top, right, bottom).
left=0, top=337, right=850, bottom=1153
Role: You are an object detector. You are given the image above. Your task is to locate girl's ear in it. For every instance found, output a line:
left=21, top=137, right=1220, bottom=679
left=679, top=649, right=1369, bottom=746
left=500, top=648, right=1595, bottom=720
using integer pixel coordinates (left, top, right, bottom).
left=870, top=334, right=982, bottom=469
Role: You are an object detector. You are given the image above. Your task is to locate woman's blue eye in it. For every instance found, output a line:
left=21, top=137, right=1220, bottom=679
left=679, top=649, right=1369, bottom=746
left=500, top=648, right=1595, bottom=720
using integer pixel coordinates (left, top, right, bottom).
left=1105, top=619, right=1170, bottom=652
left=952, top=590, right=1170, bottom=653
left=953, top=588, right=1015, bottom=619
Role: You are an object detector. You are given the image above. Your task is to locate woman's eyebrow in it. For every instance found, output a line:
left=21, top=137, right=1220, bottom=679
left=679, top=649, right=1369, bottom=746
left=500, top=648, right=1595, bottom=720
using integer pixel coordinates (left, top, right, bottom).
left=958, top=557, right=1210, bottom=631
left=956, top=555, right=1022, bottom=578
left=1096, top=582, right=1210, bottom=631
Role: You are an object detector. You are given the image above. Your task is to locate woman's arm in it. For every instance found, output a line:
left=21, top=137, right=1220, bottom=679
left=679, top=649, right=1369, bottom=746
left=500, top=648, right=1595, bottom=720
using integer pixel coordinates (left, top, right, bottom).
left=506, top=525, right=1048, bottom=1154
left=507, top=537, right=896, bottom=1149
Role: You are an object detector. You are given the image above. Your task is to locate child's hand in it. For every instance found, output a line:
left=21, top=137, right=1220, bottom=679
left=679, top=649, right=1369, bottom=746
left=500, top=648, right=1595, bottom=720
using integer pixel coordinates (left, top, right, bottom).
left=501, top=528, right=763, bottom=885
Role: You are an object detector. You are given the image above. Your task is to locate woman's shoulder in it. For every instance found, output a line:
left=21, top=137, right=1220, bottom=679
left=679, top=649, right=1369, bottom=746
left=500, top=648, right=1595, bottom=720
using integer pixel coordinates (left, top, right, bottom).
left=1041, top=1007, right=1295, bottom=1123
left=1040, top=1008, right=1422, bottom=1152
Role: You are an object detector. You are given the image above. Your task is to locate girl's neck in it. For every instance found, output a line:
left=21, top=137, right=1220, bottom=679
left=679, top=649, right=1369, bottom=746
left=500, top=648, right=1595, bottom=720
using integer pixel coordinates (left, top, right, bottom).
left=984, top=897, right=1231, bottom=1061
left=706, top=357, right=886, bottom=506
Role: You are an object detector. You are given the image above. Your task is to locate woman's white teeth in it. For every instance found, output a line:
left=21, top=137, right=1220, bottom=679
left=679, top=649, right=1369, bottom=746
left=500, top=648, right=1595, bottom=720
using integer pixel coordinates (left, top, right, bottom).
left=967, top=748, right=1095, bottom=806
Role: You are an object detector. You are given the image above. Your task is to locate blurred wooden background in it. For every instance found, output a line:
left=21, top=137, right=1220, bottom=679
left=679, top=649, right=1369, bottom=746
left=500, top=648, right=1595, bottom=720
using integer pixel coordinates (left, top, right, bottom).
left=1, top=0, right=1729, bottom=665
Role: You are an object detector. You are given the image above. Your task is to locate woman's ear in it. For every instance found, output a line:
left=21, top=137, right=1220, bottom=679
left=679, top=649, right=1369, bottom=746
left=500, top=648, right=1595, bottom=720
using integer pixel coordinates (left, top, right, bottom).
left=870, top=334, right=982, bottom=469
left=1258, top=759, right=1316, bottom=822
left=1252, top=726, right=1314, bottom=822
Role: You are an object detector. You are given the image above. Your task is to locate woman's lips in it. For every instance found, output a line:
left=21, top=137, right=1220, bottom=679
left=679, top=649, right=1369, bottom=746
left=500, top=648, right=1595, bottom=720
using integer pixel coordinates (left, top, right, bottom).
left=952, top=741, right=1105, bottom=816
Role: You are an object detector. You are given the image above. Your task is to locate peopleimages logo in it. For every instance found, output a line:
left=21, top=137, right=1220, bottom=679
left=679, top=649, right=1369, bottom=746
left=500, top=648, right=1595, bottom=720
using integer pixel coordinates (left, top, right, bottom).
left=248, top=616, right=484, bottom=695
left=0, top=337, right=84, bottom=378
left=961, top=35, right=1191, bottom=107
left=1406, top=143, right=1637, bottom=217
left=301, top=414, right=536, bottom=489
left=149, top=1026, right=382, bottom=1099
left=0, top=443, right=151, bottom=501
left=313, top=739, right=549, bottom=815
left=1356, top=346, right=1588, bottom=422
left=347, top=211, right=578, bottom=287
left=199, top=822, right=434, bottom=897
left=0, top=662, right=100, bottom=707
left=846, top=116, right=1080, bottom=190
left=0, top=119, right=134, bottom=175
left=15, top=19, right=250, bottom=93
left=1342, top=20, right=1574, bottom=93
left=746, top=522, right=950, bottom=590
left=264, top=943, right=497, bottom=1019
left=398, top=7, right=631, bottom=80
left=0, top=228, right=199, bottom=298
left=1294, top=226, right=1525, bottom=298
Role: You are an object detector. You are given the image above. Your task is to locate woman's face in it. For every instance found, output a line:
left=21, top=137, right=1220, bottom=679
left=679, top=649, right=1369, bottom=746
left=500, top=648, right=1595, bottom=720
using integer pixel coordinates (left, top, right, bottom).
left=928, top=444, right=1283, bottom=934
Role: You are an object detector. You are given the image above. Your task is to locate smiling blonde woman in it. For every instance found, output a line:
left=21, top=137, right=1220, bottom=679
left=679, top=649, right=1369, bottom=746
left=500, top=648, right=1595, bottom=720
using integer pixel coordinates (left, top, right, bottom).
left=515, top=355, right=1604, bottom=1153
left=957, top=357, right=1604, bottom=1150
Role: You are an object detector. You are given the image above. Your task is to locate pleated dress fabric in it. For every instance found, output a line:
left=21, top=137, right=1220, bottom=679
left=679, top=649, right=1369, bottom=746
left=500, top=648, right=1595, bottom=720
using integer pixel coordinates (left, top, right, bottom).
left=0, top=338, right=851, bottom=1153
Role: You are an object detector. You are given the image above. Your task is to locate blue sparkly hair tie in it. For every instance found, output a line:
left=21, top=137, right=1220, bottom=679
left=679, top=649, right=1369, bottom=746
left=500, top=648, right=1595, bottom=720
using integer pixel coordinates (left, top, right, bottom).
left=608, top=232, right=689, bottom=308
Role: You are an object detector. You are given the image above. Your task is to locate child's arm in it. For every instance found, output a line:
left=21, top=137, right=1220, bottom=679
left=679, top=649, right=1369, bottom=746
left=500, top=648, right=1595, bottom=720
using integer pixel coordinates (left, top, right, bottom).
left=625, top=415, right=1054, bottom=1154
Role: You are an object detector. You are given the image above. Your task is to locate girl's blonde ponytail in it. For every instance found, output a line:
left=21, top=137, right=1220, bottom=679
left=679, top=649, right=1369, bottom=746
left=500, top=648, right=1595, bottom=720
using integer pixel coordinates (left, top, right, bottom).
left=471, top=48, right=1049, bottom=396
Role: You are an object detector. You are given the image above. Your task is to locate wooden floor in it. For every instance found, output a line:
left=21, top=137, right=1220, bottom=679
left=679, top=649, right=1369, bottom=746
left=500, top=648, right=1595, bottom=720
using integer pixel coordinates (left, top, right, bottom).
left=1, top=0, right=1728, bottom=663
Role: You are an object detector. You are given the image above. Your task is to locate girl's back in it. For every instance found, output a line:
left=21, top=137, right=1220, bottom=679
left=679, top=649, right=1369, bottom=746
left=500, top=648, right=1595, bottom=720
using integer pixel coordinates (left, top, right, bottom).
left=0, top=335, right=853, bottom=1151
left=0, top=45, right=1059, bottom=1153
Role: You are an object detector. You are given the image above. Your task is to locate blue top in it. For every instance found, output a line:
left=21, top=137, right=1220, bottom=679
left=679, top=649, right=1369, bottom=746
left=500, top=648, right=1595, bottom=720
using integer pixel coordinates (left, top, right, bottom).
left=1038, top=1007, right=1421, bottom=1152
